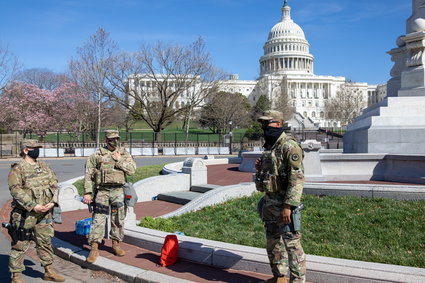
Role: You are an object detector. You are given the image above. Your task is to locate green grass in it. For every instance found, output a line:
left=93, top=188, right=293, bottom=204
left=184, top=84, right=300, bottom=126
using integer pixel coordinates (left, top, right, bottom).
left=73, top=163, right=165, bottom=196
left=140, top=193, right=425, bottom=268
left=23, top=120, right=250, bottom=143
left=31, top=126, right=248, bottom=143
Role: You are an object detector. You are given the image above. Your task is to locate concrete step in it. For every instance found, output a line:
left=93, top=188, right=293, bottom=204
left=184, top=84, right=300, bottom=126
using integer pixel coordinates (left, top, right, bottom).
left=157, top=191, right=203, bottom=205
left=190, top=184, right=220, bottom=193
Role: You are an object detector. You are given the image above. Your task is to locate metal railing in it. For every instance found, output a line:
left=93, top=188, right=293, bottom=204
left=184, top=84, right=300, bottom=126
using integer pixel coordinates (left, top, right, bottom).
left=0, top=131, right=264, bottom=158
left=0, top=129, right=343, bottom=159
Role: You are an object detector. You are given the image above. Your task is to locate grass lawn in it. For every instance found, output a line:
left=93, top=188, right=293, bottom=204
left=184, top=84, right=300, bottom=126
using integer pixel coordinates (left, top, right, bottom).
left=73, top=163, right=165, bottom=196
left=140, top=193, right=425, bottom=268
left=26, top=119, right=250, bottom=143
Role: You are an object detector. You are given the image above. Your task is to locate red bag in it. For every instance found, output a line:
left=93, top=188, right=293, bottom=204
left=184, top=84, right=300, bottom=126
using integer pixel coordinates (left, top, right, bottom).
left=160, top=234, right=179, bottom=267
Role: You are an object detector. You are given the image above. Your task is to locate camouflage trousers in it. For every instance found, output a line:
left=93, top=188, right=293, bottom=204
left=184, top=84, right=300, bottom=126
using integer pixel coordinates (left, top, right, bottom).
left=9, top=209, right=54, bottom=273
left=261, top=196, right=306, bottom=282
left=88, top=187, right=126, bottom=243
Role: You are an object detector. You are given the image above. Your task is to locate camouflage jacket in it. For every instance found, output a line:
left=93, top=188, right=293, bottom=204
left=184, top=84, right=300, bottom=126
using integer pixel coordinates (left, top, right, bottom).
left=255, top=132, right=304, bottom=207
left=84, top=146, right=136, bottom=194
left=8, top=160, right=59, bottom=212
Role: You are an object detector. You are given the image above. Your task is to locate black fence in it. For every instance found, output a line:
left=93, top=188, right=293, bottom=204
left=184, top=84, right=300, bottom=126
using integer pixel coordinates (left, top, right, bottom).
left=0, top=131, right=264, bottom=158
left=0, top=129, right=343, bottom=159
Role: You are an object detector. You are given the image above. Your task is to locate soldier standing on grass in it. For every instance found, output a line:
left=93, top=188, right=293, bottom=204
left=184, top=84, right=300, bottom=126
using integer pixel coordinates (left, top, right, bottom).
left=83, top=130, right=136, bottom=263
left=255, top=111, right=306, bottom=283
left=7, top=140, right=65, bottom=283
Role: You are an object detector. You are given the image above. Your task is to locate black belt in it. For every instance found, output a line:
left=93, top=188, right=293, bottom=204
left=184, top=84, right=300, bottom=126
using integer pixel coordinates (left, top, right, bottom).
left=98, top=186, right=123, bottom=191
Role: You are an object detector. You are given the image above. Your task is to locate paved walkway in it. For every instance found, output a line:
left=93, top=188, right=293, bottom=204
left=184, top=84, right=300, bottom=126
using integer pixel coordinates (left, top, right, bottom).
left=207, top=164, right=253, bottom=186
left=0, top=200, right=270, bottom=282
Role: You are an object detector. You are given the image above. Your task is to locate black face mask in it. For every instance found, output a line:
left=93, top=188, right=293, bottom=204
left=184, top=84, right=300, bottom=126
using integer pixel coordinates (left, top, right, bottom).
left=27, top=148, right=40, bottom=160
left=107, top=139, right=119, bottom=150
left=263, top=126, right=284, bottom=148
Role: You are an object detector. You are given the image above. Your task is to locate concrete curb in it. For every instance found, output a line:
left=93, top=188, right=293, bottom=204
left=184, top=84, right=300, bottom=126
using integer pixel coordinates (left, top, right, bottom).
left=305, top=182, right=425, bottom=200
left=123, top=225, right=425, bottom=283
left=51, top=237, right=196, bottom=283
left=160, top=182, right=256, bottom=218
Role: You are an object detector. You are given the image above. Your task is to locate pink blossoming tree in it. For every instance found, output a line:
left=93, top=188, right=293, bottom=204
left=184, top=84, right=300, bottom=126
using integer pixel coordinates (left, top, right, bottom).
left=0, top=81, right=96, bottom=137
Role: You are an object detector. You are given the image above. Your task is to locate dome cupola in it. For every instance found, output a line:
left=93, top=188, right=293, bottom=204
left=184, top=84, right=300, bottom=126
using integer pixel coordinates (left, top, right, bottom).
left=260, top=0, right=314, bottom=76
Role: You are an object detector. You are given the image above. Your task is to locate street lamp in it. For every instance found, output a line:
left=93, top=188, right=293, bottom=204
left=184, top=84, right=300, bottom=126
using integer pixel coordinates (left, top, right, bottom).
left=229, top=120, right=233, bottom=154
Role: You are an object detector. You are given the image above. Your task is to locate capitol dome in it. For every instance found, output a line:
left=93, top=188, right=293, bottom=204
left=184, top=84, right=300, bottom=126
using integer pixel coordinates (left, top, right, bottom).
left=260, top=0, right=314, bottom=76
left=268, top=17, right=305, bottom=40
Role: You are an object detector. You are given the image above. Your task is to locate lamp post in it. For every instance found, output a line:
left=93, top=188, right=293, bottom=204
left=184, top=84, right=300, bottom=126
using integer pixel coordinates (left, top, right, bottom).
left=229, top=120, right=233, bottom=154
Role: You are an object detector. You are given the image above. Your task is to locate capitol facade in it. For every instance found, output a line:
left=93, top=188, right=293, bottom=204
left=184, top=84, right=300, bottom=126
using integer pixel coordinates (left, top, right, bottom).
left=219, top=0, right=384, bottom=128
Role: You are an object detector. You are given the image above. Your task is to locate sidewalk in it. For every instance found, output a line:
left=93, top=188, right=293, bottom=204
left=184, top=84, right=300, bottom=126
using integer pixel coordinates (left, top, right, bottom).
left=54, top=201, right=271, bottom=283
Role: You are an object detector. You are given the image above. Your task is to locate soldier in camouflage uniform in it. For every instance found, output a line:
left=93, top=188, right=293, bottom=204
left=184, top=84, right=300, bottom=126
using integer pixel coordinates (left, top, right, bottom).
left=83, top=130, right=136, bottom=263
left=7, top=140, right=65, bottom=283
left=255, top=111, right=306, bottom=283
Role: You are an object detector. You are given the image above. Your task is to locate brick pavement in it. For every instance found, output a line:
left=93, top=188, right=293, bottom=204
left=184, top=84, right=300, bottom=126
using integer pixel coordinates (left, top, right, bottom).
left=207, top=164, right=253, bottom=186
left=1, top=199, right=271, bottom=283
left=54, top=200, right=271, bottom=283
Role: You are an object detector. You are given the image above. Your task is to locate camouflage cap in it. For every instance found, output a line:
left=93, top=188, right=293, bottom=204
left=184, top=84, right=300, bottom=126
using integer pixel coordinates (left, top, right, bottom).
left=105, top=129, right=120, bottom=139
left=20, top=139, right=42, bottom=150
left=257, top=110, right=284, bottom=122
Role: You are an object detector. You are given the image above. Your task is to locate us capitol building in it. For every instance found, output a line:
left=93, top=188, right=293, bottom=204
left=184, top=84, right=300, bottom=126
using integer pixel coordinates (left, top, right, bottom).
left=219, top=0, right=385, bottom=128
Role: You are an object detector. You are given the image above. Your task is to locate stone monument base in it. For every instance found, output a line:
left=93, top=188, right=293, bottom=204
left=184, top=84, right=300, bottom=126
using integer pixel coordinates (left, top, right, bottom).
left=344, top=96, right=425, bottom=154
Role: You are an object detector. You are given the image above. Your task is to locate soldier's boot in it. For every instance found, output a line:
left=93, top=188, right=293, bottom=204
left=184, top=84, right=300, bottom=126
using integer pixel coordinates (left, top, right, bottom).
left=262, top=276, right=287, bottom=283
left=87, top=242, right=99, bottom=263
left=11, top=272, right=25, bottom=283
left=43, top=265, right=65, bottom=282
left=112, top=239, right=125, bottom=257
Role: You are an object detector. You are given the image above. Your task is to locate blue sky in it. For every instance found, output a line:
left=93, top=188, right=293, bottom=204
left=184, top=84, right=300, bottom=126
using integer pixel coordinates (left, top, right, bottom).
left=0, top=0, right=411, bottom=85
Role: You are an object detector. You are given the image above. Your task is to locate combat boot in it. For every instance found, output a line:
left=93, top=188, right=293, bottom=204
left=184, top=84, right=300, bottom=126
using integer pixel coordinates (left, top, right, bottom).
left=43, top=265, right=65, bottom=282
left=87, top=242, right=99, bottom=263
left=11, top=272, right=25, bottom=283
left=262, top=276, right=287, bottom=283
left=112, top=239, right=125, bottom=256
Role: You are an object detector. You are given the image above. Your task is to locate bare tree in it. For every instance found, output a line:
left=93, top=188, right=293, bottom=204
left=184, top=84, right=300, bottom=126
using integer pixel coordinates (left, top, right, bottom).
left=274, top=75, right=295, bottom=121
left=325, top=81, right=366, bottom=126
left=103, top=102, right=136, bottom=139
left=17, top=68, right=69, bottom=90
left=68, top=28, right=118, bottom=144
left=0, top=42, right=21, bottom=91
left=199, top=91, right=251, bottom=134
left=103, top=37, right=224, bottom=141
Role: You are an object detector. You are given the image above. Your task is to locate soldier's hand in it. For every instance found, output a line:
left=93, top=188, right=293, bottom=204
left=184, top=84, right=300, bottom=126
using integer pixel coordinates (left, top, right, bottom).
left=281, top=206, right=292, bottom=224
left=44, top=203, right=55, bottom=211
left=33, top=204, right=47, bottom=213
left=112, top=151, right=121, bottom=161
left=255, top=158, right=262, bottom=170
left=83, top=194, right=92, bottom=204
left=33, top=204, right=45, bottom=213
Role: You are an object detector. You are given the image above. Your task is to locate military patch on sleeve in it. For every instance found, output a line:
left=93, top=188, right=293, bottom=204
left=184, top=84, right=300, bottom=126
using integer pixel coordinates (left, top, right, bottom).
left=288, top=146, right=303, bottom=168
left=8, top=167, right=20, bottom=186
left=8, top=163, right=18, bottom=177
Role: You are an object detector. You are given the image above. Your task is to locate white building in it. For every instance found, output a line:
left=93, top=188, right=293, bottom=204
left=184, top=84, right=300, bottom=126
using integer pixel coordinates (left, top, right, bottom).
left=128, top=0, right=385, bottom=128
left=220, top=0, right=383, bottom=128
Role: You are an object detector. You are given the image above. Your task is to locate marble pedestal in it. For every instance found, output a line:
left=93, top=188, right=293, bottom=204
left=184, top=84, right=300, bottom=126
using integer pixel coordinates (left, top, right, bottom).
left=345, top=10, right=425, bottom=155
left=344, top=96, right=425, bottom=154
